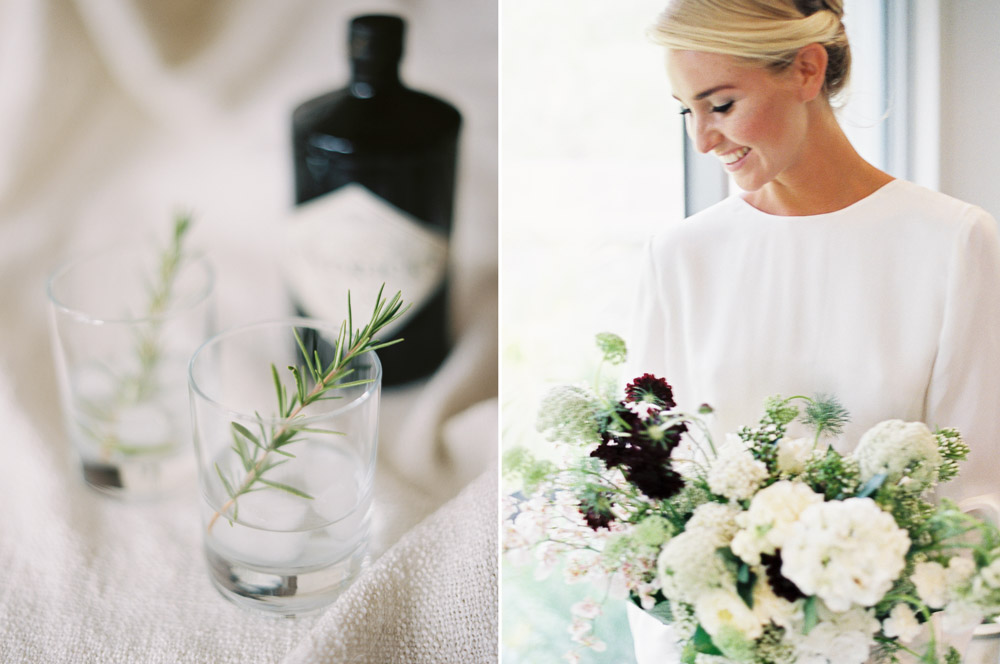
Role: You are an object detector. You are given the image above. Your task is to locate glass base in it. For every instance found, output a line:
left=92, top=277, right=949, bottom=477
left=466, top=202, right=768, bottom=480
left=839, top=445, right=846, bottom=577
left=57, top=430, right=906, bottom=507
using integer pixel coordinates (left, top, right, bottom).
left=81, top=451, right=190, bottom=500
left=204, top=543, right=367, bottom=617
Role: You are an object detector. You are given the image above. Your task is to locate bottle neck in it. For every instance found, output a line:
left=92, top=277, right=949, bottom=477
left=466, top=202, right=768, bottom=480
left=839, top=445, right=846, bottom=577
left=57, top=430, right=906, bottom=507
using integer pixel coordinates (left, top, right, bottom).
left=350, top=60, right=402, bottom=95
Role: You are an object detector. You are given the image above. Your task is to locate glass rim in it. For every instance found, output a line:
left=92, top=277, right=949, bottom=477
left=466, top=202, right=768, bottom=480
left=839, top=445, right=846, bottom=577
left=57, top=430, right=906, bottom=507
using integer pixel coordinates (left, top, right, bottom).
left=187, top=317, right=382, bottom=425
left=46, top=243, right=214, bottom=325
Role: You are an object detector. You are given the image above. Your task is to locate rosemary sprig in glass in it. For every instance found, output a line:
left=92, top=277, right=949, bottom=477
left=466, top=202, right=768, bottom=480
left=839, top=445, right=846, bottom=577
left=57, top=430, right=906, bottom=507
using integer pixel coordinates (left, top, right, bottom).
left=208, top=287, right=407, bottom=533
left=83, top=212, right=194, bottom=458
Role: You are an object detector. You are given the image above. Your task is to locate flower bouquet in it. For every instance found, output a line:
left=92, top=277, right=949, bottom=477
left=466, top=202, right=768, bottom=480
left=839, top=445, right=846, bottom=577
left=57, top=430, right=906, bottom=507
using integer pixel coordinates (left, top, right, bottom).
left=503, top=334, right=1000, bottom=664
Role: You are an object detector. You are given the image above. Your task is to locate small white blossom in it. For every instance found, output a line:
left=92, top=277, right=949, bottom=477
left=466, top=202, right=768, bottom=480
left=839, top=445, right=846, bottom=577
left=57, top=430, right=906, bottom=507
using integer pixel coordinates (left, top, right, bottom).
left=686, top=501, right=742, bottom=544
left=695, top=588, right=764, bottom=640
left=947, top=556, right=977, bottom=587
left=570, top=598, right=602, bottom=620
left=853, top=419, right=942, bottom=490
left=731, top=480, right=824, bottom=565
left=707, top=436, right=769, bottom=501
left=781, top=498, right=909, bottom=612
left=912, top=561, right=948, bottom=609
left=776, top=437, right=818, bottom=475
left=882, top=604, right=922, bottom=643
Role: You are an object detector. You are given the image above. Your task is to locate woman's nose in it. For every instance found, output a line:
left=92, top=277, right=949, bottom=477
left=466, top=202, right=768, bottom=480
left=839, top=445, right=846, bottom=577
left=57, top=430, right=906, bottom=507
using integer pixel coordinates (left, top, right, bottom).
left=687, top=114, right=722, bottom=154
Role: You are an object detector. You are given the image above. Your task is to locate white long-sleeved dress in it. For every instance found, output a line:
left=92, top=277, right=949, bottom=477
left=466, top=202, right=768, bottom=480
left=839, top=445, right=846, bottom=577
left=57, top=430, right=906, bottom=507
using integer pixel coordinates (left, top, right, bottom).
left=626, top=178, right=1000, bottom=662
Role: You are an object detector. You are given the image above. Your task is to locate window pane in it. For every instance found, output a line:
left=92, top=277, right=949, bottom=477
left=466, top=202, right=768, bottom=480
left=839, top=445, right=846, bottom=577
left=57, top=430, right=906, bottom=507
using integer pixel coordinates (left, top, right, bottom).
left=502, top=3, right=683, bottom=662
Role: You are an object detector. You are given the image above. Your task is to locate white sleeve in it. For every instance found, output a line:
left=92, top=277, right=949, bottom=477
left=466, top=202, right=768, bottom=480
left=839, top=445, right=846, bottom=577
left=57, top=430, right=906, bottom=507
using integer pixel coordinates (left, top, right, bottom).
left=925, top=207, right=1000, bottom=503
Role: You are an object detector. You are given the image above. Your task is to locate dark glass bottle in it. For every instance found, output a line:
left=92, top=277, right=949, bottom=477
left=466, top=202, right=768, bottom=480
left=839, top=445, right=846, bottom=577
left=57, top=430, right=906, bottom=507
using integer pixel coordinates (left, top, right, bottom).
left=290, top=14, right=461, bottom=386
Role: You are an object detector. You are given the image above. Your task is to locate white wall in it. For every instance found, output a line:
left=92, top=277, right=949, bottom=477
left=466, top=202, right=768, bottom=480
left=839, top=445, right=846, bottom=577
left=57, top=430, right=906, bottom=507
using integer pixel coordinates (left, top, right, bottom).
left=938, top=0, right=1000, bottom=220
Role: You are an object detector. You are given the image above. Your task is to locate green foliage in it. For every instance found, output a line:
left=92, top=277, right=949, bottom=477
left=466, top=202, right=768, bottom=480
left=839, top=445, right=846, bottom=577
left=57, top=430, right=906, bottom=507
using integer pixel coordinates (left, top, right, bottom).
left=801, top=447, right=861, bottom=500
left=595, top=332, right=627, bottom=366
left=632, top=515, right=675, bottom=548
left=935, top=428, right=969, bottom=483
left=874, top=483, right=937, bottom=546
left=209, top=287, right=407, bottom=531
left=801, top=394, right=850, bottom=439
left=503, top=447, right=558, bottom=495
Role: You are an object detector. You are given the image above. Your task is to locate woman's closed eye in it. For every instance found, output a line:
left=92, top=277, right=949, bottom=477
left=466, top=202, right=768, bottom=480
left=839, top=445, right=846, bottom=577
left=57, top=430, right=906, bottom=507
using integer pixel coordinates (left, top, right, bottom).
left=678, top=101, right=734, bottom=116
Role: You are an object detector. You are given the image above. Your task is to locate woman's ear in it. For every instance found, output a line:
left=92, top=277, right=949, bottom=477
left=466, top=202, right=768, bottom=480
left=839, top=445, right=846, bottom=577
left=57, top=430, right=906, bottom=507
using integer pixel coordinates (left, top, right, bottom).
left=794, top=43, right=828, bottom=102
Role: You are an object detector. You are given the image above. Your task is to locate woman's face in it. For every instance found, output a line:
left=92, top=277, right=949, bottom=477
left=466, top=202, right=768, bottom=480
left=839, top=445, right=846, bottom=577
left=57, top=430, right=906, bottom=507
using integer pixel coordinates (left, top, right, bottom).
left=667, top=49, right=810, bottom=193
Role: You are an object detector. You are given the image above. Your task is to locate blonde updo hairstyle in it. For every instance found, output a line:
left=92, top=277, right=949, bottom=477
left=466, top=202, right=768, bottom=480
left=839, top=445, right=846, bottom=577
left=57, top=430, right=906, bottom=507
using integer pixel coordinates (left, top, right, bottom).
left=651, top=0, right=851, bottom=102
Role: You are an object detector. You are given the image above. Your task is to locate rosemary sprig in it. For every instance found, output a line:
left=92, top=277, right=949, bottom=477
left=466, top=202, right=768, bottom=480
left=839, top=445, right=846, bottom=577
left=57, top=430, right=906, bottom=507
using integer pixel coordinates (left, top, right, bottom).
left=129, top=212, right=192, bottom=401
left=87, top=212, right=193, bottom=459
left=208, top=286, right=407, bottom=532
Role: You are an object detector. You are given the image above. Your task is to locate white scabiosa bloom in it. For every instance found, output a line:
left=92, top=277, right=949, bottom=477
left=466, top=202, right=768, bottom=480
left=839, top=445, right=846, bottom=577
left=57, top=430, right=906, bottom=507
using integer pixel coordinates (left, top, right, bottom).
left=695, top=588, right=764, bottom=640
left=731, top=480, right=824, bottom=566
left=853, top=419, right=942, bottom=490
left=781, top=498, right=910, bottom=612
left=911, top=561, right=948, bottom=609
left=882, top=604, right=922, bottom=643
left=707, top=435, right=769, bottom=502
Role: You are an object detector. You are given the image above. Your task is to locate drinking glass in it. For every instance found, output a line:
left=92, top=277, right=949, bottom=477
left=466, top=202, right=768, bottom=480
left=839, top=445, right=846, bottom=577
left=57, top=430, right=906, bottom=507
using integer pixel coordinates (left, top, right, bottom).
left=188, top=318, right=380, bottom=616
left=47, top=243, right=214, bottom=497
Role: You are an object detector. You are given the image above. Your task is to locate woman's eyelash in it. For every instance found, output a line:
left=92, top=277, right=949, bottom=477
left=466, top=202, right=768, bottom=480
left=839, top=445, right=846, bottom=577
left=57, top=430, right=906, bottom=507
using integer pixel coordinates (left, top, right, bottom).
left=678, top=101, right=734, bottom=116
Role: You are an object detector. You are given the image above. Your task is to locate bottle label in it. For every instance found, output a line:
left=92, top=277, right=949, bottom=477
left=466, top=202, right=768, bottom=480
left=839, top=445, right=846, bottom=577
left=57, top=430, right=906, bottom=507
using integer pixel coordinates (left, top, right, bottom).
left=283, top=184, right=448, bottom=335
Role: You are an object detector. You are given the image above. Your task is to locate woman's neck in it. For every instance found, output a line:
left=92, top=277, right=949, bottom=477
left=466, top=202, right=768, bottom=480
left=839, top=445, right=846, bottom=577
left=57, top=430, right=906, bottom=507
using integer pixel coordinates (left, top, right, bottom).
left=743, top=104, right=894, bottom=217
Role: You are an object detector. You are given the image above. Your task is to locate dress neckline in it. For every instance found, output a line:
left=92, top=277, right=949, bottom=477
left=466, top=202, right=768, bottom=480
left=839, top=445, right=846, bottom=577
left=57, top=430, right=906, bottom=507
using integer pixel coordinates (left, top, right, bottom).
left=733, top=179, right=902, bottom=221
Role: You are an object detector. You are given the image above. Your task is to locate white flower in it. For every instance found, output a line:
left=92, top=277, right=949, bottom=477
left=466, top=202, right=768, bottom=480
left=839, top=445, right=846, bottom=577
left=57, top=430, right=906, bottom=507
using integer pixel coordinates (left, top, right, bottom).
left=570, top=598, right=602, bottom=620
left=853, top=419, right=942, bottom=490
left=790, top=603, right=879, bottom=664
left=947, top=556, right=977, bottom=587
left=707, top=436, right=769, bottom=501
left=657, top=527, right=735, bottom=604
left=882, top=603, right=922, bottom=643
left=695, top=588, right=764, bottom=640
left=912, top=561, right=948, bottom=609
left=781, top=498, right=910, bottom=612
left=731, top=480, right=824, bottom=565
left=777, top=437, right=818, bottom=475
left=751, top=575, right=803, bottom=631
left=686, top=501, right=742, bottom=544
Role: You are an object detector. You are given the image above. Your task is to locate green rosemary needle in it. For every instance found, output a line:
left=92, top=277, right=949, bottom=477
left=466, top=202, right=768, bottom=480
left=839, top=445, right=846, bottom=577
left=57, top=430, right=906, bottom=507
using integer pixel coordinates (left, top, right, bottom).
left=208, top=286, right=408, bottom=532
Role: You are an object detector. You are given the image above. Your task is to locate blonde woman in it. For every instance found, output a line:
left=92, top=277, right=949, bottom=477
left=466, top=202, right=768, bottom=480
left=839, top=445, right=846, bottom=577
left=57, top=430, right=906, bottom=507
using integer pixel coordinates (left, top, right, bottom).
left=628, top=0, right=1000, bottom=660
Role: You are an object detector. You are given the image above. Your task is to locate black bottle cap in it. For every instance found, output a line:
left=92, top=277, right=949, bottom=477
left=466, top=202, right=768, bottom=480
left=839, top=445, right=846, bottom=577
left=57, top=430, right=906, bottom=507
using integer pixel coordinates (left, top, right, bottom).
left=349, top=15, right=405, bottom=63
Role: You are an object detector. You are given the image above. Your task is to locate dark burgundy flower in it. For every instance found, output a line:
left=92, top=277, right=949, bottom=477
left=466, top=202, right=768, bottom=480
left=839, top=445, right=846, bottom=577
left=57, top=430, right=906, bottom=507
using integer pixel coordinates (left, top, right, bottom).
left=591, top=408, right=687, bottom=501
left=760, top=551, right=806, bottom=602
left=623, top=464, right=685, bottom=500
left=624, top=374, right=677, bottom=410
left=582, top=505, right=615, bottom=530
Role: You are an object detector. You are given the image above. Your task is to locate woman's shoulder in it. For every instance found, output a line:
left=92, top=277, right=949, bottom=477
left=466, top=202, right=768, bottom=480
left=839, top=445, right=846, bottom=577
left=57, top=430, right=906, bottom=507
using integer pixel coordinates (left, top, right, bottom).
left=873, top=180, right=996, bottom=230
left=647, top=195, right=745, bottom=253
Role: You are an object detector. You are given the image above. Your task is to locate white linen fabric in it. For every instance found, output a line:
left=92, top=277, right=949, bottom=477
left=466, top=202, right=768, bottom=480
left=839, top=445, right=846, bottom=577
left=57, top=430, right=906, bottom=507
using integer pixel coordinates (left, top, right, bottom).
left=0, top=0, right=497, bottom=662
left=627, top=179, right=1000, bottom=662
